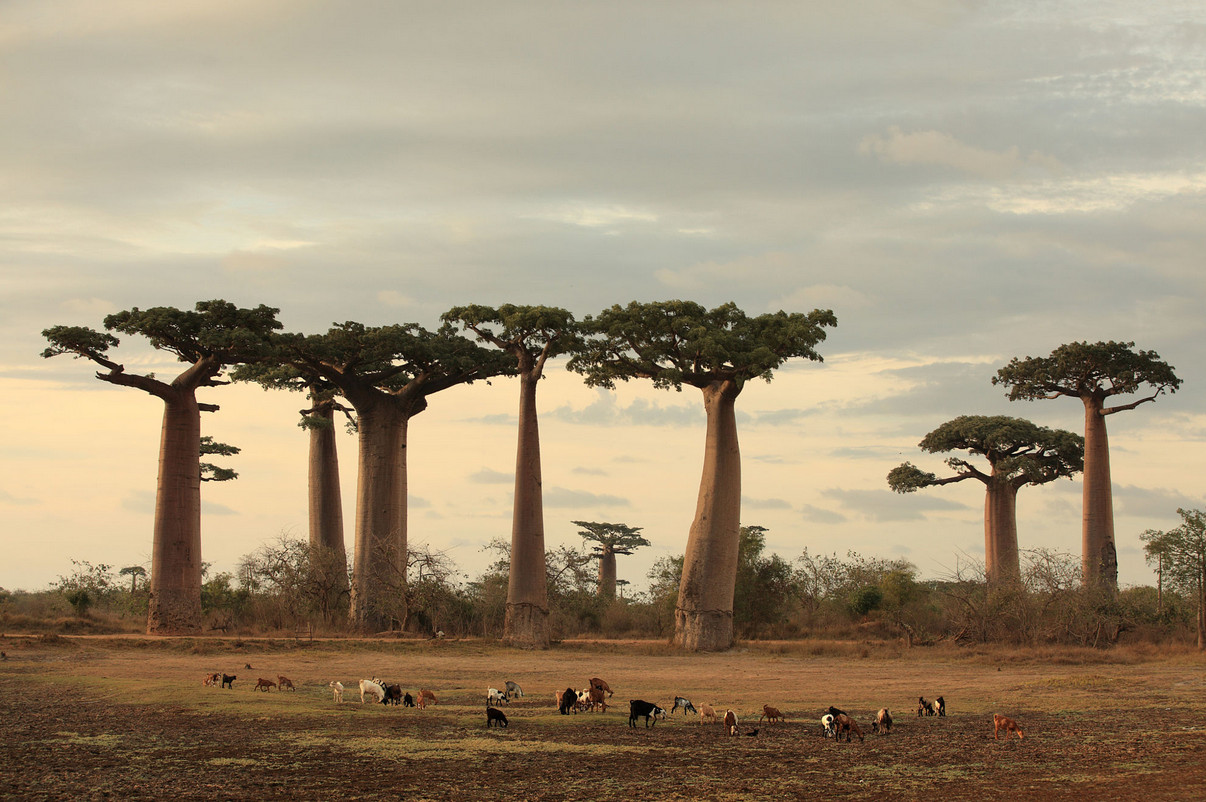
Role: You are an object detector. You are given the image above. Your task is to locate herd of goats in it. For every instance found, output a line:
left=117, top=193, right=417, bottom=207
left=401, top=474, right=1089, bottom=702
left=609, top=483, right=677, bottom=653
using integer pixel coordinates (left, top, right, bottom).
left=201, top=670, right=1026, bottom=742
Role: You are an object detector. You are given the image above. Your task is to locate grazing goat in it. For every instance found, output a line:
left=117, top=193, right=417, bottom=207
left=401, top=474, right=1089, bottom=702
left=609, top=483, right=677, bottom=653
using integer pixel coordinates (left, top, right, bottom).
left=993, top=714, right=1024, bottom=740
left=221, top=674, right=236, bottom=689
left=277, top=675, right=295, bottom=692
left=255, top=678, right=277, bottom=692
left=590, top=677, right=613, bottom=697
left=505, top=681, right=524, bottom=699
left=487, top=687, right=508, bottom=706
left=586, top=686, right=608, bottom=713
left=827, top=706, right=848, bottom=719
left=486, top=706, right=509, bottom=728
left=329, top=681, right=344, bottom=703
left=699, top=704, right=717, bottom=725
left=382, top=684, right=403, bottom=706
left=203, top=672, right=221, bottom=687
left=557, top=687, right=577, bottom=715
left=835, top=713, right=864, bottom=743
left=872, top=708, right=893, bottom=734
left=671, top=696, right=697, bottom=716
left=359, top=679, right=385, bottom=704
left=724, top=709, right=739, bottom=736
left=628, top=699, right=666, bottom=728
left=918, top=696, right=936, bottom=717
left=417, top=689, right=438, bottom=709
left=759, top=705, right=784, bottom=724
left=821, top=714, right=836, bottom=738
left=936, top=696, right=946, bottom=717
left=402, top=692, right=415, bottom=708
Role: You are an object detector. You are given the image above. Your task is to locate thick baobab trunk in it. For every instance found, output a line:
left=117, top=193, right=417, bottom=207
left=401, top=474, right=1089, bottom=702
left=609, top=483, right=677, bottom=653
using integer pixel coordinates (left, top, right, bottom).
left=984, top=479, right=1020, bottom=584
left=1082, top=397, right=1118, bottom=590
left=504, top=372, right=550, bottom=648
left=597, top=550, right=617, bottom=599
left=674, top=380, right=741, bottom=652
left=147, top=393, right=204, bottom=635
left=307, top=400, right=348, bottom=593
left=350, top=403, right=409, bottom=632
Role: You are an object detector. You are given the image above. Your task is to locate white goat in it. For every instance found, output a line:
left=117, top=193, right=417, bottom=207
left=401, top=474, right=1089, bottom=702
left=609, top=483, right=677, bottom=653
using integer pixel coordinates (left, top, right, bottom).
left=487, top=687, right=508, bottom=705
left=329, top=681, right=344, bottom=703
left=360, top=679, right=385, bottom=704
left=821, top=713, right=836, bottom=738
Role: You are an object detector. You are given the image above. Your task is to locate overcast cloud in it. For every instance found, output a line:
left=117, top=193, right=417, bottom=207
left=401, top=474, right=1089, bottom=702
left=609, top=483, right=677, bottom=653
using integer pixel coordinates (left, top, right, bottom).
left=2, top=1, right=1203, bottom=592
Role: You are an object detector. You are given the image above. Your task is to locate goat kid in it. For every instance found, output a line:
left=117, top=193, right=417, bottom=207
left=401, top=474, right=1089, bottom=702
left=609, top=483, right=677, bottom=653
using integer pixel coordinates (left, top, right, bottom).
left=221, top=674, right=237, bottom=689
left=993, top=714, right=1024, bottom=740
left=417, top=689, right=438, bottom=709
left=487, top=687, right=508, bottom=706
left=670, top=696, right=697, bottom=716
left=759, top=705, right=784, bottom=724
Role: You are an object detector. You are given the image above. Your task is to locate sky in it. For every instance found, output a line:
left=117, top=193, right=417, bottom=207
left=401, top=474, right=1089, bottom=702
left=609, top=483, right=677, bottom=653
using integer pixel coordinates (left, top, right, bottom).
left=2, top=1, right=1204, bottom=595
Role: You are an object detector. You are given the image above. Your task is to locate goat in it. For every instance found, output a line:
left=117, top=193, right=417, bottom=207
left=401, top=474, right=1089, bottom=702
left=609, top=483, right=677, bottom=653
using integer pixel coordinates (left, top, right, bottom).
left=827, top=705, right=848, bottom=719
left=557, top=687, right=577, bottom=715
left=872, top=708, right=893, bottom=734
left=329, top=681, right=344, bottom=703
left=203, top=672, right=221, bottom=687
left=936, top=696, right=946, bottom=717
left=277, top=675, right=295, bottom=692
left=221, top=674, right=236, bottom=689
left=402, top=692, right=415, bottom=708
left=821, top=714, right=836, bottom=738
left=918, top=696, right=936, bottom=717
left=382, top=684, right=403, bottom=706
left=993, top=714, right=1024, bottom=740
left=590, top=677, right=613, bottom=697
left=587, top=686, right=608, bottom=713
left=417, top=689, right=438, bottom=709
left=255, top=678, right=277, bottom=692
left=834, top=713, right=864, bottom=743
left=670, top=696, right=697, bottom=716
left=724, top=709, right=739, bottom=736
left=628, top=699, right=666, bottom=728
left=759, top=705, right=784, bottom=724
left=699, top=703, right=717, bottom=725
left=359, top=679, right=385, bottom=704
left=504, top=680, right=524, bottom=699
left=486, top=706, right=509, bottom=728
left=487, top=687, right=509, bottom=706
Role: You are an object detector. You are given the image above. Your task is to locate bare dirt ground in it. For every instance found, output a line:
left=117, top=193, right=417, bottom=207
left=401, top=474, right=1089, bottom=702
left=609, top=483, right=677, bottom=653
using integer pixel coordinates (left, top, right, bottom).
left=2, top=635, right=1203, bottom=801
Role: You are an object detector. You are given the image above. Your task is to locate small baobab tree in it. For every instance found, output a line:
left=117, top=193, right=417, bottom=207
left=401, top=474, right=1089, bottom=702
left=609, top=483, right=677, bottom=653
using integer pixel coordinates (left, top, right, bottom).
left=569, top=300, right=836, bottom=651
left=888, top=415, right=1084, bottom=584
left=572, top=520, right=651, bottom=599
left=42, top=300, right=281, bottom=634
left=994, top=341, right=1181, bottom=589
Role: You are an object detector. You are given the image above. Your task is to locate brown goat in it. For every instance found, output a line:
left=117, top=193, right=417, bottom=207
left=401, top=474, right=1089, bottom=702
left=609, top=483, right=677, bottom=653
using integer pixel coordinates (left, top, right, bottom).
left=277, top=675, right=295, bottom=691
left=587, top=686, right=608, bottom=713
left=589, top=677, right=613, bottom=697
left=872, top=707, right=893, bottom=734
left=759, top=705, right=784, bottom=724
left=417, top=689, right=438, bottom=709
left=835, top=713, right=864, bottom=742
left=254, top=678, right=277, bottom=692
left=993, top=714, right=1024, bottom=740
left=724, top=709, right=740, bottom=736
left=202, top=672, right=221, bottom=687
left=699, top=703, right=717, bottom=725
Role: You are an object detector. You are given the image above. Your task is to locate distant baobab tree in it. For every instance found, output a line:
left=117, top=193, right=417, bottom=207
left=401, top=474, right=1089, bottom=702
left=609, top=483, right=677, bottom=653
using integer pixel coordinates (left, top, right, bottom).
left=572, top=520, right=650, bottom=599
left=888, top=415, right=1083, bottom=583
left=994, top=341, right=1181, bottom=590
left=570, top=300, right=836, bottom=651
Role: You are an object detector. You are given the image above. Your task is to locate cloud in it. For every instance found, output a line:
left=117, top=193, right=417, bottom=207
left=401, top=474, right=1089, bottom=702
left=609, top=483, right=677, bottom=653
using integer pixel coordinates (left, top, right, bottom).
left=800, top=504, right=847, bottom=524
left=470, top=468, right=513, bottom=484
left=742, top=496, right=792, bottom=510
left=377, top=290, right=417, bottom=308
left=572, top=466, right=609, bottom=476
left=547, top=390, right=701, bottom=427
left=543, top=486, right=631, bottom=508
left=1114, top=484, right=1204, bottom=519
left=859, top=126, right=1062, bottom=179
left=824, top=487, right=970, bottom=522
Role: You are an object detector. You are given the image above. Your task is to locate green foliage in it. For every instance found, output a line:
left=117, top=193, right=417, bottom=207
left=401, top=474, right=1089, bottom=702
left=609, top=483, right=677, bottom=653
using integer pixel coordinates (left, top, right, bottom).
left=64, top=588, right=93, bottom=618
left=993, top=340, right=1181, bottom=403
left=199, top=436, right=240, bottom=482
left=442, top=304, right=583, bottom=368
left=733, top=525, right=799, bottom=638
left=572, top=521, right=651, bottom=556
left=850, top=585, right=884, bottom=617
left=568, top=300, right=837, bottom=391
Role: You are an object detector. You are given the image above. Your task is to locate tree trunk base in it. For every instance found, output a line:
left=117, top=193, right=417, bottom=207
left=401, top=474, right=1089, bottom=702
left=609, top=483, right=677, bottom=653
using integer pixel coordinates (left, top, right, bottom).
left=503, top=602, right=550, bottom=649
left=673, top=607, right=733, bottom=652
left=146, top=591, right=202, bottom=635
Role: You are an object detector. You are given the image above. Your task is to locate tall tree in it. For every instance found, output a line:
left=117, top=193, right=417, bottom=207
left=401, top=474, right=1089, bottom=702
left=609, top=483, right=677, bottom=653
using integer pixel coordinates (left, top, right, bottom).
left=268, top=322, right=514, bottom=631
left=443, top=305, right=580, bottom=648
left=888, top=416, right=1084, bottom=583
left=41, top=300, right=281, bottom=634
left=569, top=300, right=836, bottom=651
left=571, top=520, right=651, bottom=599
left=1141, top=510, right=1206, bottom=649
left=994, top=341, right=1181, bottom=589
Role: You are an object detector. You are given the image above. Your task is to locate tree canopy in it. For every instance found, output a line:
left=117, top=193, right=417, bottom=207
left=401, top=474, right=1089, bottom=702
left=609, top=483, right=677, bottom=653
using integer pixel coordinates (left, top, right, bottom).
left=993, top=340, right=1181, bottom=410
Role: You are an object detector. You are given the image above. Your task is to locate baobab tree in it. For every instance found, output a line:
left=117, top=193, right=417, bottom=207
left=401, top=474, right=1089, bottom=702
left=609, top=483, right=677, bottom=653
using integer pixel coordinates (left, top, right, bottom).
left=994, top=341, right=1181, bottom=589
left=887, top=416, right=1084, bottom=583
left=443, top=305, right=580, bottom=648
left=572, top=520, right=651, bottom=599
left=41, top=300, right=281, bottom=634
left=569, top=300, right=836, bottom=651
left=267, top=321, right=514, bottom=631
